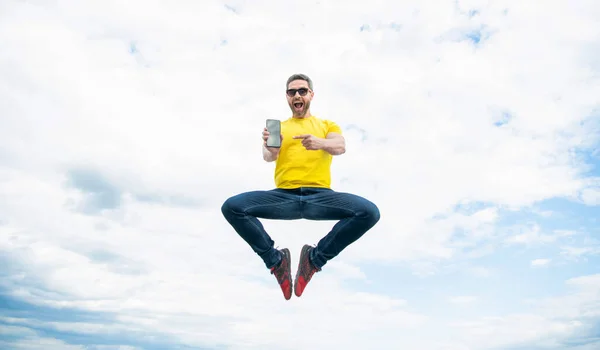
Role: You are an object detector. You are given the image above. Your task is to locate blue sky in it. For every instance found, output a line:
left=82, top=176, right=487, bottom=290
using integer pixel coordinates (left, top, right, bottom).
left=1, top=0, right=599, bottom=349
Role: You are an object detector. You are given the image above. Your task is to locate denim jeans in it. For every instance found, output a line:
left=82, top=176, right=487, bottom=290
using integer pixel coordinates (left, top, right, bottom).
left=221, top=187, right=380, bottom=269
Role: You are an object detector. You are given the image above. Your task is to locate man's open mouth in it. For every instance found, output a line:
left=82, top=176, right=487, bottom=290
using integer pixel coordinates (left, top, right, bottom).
left=293, top=102, right=303, bottom=109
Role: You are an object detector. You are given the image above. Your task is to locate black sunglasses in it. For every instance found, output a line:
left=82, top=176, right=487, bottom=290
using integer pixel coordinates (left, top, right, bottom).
left=286, top=88, right=309, bottom=97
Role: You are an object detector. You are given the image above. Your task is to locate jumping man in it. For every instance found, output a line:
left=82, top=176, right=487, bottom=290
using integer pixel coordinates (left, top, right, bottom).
left=221, top=73, right=380, bottom=300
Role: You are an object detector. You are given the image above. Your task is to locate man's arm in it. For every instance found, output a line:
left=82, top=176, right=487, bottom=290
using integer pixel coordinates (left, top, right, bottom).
left=262, top=127, right=280, bottom=162
left=322, top=132, right=346, bottom=155
left=262, top=143, right=278, bottom=162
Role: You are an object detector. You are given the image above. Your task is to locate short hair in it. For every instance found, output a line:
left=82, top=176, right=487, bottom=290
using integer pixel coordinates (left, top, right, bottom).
left=286, top=73, right=313, bottom=90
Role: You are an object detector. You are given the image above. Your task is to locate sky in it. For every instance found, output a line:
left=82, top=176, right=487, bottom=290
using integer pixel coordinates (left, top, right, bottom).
left=0, top=0, right=599, bottom=349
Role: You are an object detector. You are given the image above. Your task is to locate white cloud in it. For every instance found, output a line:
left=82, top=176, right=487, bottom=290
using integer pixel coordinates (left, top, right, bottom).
left=1, top=0, right=599, bottom=349
left=447, top=273, right=600, bottom=349
left=0, top=325, right=85, bottom=350
left=580, top=186, right=600, bottom=205
left=531, top=258, right=551, bottom=267
left=504, top=224, right=577, bottom=245
left=561, top=246, right=600, bottom=259
left=450, top=315, right=585, bottom=349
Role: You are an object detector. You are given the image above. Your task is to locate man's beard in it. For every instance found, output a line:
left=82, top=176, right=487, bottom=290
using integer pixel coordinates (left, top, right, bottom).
left=290, top=100, right=310, bottom=116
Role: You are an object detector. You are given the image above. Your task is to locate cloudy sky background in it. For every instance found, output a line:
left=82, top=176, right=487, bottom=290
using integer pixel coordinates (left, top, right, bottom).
left=1, top=0, right=599, bottom=349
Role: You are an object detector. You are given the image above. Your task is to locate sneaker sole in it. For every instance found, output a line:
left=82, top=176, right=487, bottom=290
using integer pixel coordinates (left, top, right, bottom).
left=294, top=245, right=312, bottom=297
left=280, top=248, right=292, bottom=300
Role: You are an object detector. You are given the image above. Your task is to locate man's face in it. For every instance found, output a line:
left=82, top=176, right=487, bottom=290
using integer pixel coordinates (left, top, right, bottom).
left=286, top=79, right=313, bottom=116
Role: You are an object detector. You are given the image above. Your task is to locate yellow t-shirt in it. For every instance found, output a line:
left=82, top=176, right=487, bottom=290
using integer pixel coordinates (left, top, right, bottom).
left=274, top=115, right=342, bottom=189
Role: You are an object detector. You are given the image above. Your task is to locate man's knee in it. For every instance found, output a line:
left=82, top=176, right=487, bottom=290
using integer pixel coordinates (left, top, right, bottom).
left=351, top=194, right=380, bottom=226
left=221, top=194, right=240, bottom=217
left=365, top=200, right=381, bottom=225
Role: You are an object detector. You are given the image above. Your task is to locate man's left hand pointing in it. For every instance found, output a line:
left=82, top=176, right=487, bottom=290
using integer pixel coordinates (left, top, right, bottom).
left=293, top=134, right=324, bottom=150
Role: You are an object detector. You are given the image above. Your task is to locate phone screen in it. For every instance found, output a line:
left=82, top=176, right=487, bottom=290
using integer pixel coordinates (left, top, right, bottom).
left=266, top=119, right=281, bottom=148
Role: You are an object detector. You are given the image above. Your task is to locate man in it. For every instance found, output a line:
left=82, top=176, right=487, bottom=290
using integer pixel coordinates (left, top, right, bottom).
left=221, top=74, right=380, bottom=300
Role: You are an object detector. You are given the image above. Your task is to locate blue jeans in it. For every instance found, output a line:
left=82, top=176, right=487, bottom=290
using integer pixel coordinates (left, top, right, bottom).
left=221, top=187, right=380, bottom=269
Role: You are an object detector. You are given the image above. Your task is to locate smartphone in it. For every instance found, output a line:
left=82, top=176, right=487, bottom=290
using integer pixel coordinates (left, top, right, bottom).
left=265, top=119, right=281, bottom=148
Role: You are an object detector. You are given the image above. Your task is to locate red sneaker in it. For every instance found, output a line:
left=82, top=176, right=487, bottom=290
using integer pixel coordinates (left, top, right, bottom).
left=294, top=245, right=320, bottom=297
left=270, top=248, right=292, bottom=300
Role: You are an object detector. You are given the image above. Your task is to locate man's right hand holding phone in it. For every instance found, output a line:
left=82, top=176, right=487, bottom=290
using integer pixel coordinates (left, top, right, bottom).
left=262, top=127, right=282, bottom=162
